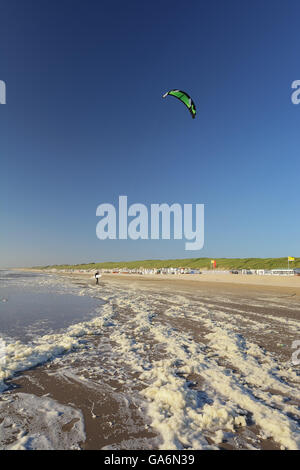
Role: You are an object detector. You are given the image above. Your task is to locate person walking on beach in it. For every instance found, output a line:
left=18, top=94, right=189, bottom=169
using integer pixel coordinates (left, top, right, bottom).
left=95, top=271, right=101, bottom=285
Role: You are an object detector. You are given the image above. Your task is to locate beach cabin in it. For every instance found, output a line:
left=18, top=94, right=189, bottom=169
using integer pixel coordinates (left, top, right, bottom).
left=271, top=269, right=294, bottom=276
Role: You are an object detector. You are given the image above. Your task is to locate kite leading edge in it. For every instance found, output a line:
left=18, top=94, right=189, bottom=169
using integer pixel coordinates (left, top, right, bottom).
left=162, top=89, right=196, bottom=119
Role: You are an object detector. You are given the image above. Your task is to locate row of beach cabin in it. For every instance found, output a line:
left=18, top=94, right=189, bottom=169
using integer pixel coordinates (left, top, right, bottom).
left=45, top=267, right=300, bottom=276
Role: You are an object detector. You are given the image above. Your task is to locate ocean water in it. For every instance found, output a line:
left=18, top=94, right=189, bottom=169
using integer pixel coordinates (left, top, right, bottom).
left=0, top=270, right=103, bottom=341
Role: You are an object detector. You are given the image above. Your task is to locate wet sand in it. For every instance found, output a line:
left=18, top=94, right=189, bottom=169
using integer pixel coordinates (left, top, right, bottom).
left=1, top=271, right=300, bottom=450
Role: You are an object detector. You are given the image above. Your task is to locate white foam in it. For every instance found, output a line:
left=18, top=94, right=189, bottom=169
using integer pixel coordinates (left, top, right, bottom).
left=103, top=283, right=300, bottom=450
left=0, top=302, right=115, bottom=392
left=0, top=393, right=85, bottom=450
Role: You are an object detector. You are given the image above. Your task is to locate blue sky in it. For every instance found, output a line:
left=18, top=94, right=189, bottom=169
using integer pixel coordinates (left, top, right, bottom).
left=1, top=0, right=300, bottom=267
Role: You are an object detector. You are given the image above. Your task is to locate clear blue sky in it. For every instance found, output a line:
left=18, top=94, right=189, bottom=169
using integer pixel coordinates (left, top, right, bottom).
left=1, top=0, right=300, bottom=267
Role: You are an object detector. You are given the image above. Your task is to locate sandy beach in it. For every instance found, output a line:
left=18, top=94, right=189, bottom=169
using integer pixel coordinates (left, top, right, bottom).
left=1, top=271, right=300, bottom=450
left=91, top=271, right=300, bottom=294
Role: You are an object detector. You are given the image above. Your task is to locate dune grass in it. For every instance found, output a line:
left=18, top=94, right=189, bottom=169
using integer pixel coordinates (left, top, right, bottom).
left=34, top=257, right=300, bottom=271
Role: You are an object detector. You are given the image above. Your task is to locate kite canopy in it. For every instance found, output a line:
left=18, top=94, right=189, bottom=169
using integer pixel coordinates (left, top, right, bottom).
left=163, top=89, right=196, bottom=119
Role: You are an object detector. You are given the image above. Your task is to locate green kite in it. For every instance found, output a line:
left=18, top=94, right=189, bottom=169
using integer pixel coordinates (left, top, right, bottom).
left=162, top=89, right=196, bottom=119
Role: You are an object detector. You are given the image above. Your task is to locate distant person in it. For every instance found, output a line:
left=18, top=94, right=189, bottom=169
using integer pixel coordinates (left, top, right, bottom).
left=95, top=271, right=101, bottom=285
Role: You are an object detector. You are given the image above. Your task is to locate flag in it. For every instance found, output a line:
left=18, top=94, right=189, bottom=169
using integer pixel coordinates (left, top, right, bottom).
left=288, top=257, right=295, bottom=262
left=211, top=260, right=216, bottom=268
